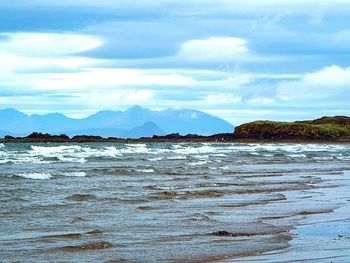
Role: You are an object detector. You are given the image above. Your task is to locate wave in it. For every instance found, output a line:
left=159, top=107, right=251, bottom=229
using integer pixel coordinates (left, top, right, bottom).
left=225, top=143, right=348, bottom=154
left=189, top=161, right=208, bottom=166
left=0, top=142, right=348, bottom=165
left=172, top=145, right=217, bottom=155
left=148, top=157, right=163, bottom=161
left=61, top=172, right=86, bottom=177
left=135, top=168, right=155, bottom=173
left=17, top=172, right=52, bottom=180
left=167, top=156, right=186, bottom=160
left=11, top=171, right=86, bottom=179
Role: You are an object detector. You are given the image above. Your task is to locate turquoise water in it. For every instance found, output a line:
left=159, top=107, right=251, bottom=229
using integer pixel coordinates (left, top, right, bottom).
left=1, top=142, right=350, bottom=262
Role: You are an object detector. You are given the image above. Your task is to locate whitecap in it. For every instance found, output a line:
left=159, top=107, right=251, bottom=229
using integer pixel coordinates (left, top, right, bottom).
left=148, top=157, right=163, bottom=161
left=13, top=157, right=51, bottom=164
left=288, top=154, right=307, bottom=158
left=120, top=144, right=155, bottom=154
left=57, top=156, right=86, bottom=163
left=212, top=153, right=226, bottom=157
left=227, top=143, right=350, bottom=155
left=172, top=145, right=217, bottom=155
left=61, top=171, right=86, bottom=177
left=188, top=161, right=208, bottom=166
left=0, top=143, right=4, bottom=148
left=31, top=145, right=82, bottom=155
left=17, top=172, right=52, bottom=180
left=193, top=154, right=210, bottom=160
left=135, top=168, right=154, bottom=173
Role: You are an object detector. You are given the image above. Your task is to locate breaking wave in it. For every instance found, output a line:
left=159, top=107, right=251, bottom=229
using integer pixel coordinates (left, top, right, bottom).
left=17, top=172, right=52, bottom=180
left=0, top=142, right=348, bottom=165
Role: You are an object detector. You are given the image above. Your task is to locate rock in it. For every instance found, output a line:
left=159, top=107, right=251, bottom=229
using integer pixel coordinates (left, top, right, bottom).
left=59, top=241, right=112, bottom=251
left=86, top=230, right=103, bottom=236
left=70, top=217, right=85, bottom=223
left=1, top=116, right=349, bottom=143
left=71, top=135, right=104, bottom=143
left=23, top=132, right=70, bottom=142
left=210, top=231, right=255, bottom=237
left=66, top=194, right=96, bottom=202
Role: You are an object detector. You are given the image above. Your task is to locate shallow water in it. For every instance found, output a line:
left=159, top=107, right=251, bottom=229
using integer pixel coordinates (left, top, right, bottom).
left=1, top=142, right=350, bottom=262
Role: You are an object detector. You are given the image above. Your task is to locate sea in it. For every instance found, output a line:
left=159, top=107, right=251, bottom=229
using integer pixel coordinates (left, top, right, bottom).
left=1, top=142, right=350, bottom=262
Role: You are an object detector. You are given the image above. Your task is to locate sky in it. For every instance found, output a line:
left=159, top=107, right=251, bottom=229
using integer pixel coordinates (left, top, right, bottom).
left=1, top=0, right=350, bottom=125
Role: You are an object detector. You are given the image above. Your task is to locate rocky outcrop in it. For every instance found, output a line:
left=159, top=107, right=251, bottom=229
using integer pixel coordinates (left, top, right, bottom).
left=233, top=116, right=350, bottom=141
left=1, top=116, right=350, bottom=143
left=3, top=132, right=70, bottom=143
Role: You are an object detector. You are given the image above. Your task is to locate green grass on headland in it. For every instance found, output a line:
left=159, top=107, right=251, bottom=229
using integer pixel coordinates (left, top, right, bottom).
left=233, top=116, right=350, bottom=140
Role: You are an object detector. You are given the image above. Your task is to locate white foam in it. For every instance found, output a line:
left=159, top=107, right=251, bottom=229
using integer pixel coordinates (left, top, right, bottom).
left=226, top=143, right=349, bottom=154
left=172, top=144, right=217, bottom=155
left=13, top=156, right=51, bottom=164
left=57, top=156, right=86, bottom=163
left=148, top=157, right=163, bottom=161
left=0, top=143, right=4, bottom=148
left=62, top=171, right=86, bottom=177
left=188, top=161, right=208, bottom=166
left=1, top=142, right=349, bottom=165
left=289, top=154, right=307, bottom=158
left=193, top=154, right=209, bottom=160
left=31, top=145, right=82, bottom=155
left=17, top=172, right=52, bottom=180
left=119, top=144, right=155, bottom=155
left=101, top=146, right=123, bottom=156
left=212, top=153, right=226, bottom=157
left=29, top=145, right=125, bottom=163
left=135, top=168, right=154, bottom=173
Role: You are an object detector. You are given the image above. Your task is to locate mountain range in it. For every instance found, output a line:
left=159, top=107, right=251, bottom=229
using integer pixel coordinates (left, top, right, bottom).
left=0, top=106, right=234, bottom=138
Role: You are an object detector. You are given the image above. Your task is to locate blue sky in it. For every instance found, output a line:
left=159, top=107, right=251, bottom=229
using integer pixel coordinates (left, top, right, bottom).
left=1, top=0, right=350, bottom=124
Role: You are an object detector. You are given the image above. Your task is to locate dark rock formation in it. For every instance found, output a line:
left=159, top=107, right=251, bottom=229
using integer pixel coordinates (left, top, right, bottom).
left=1, top=116, right=350, bottom=143
left=59, top=241, right=112, bottom=251
left=66, top=194, right=96, bottom=202
left=210, top=231, right=255, bottom=237
left=71, top=135, right=104, bottom=143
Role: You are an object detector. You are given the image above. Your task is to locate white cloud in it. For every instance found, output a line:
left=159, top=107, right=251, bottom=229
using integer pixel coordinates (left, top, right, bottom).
left=277, top=65, right=350, bottom=99
left=178, top=37, right=248, bottom=61
left=247, top=97, right=275, bottom=105
left=76, top=89, right=155, bottom=110
left=0, top=32, right=103, bottom=57
left=34, top=68, right=196, bottom=90
left=303, top=65, right=350, bottom=87
left=202, top=94, right=242, bottom=105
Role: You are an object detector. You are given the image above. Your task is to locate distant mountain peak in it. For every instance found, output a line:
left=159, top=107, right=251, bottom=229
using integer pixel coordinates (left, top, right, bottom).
left=130, top=105, right=143, bottom=109
left=125, top=105, right=146, bottom=113
left=142, top=121, right=159, bottom=127
left=0, top=108, right=25, bottom=115
left=0, top=106, right=234, bottom=137
left=129, top=121, right=165, bottom=138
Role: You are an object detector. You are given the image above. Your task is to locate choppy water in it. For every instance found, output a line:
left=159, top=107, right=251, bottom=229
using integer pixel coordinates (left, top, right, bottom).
left=1, top=142, right=350, bottom=262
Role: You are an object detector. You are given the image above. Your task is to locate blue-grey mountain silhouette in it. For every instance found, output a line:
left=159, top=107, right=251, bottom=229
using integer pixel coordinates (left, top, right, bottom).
left=0, top=106, right=234, bottom=138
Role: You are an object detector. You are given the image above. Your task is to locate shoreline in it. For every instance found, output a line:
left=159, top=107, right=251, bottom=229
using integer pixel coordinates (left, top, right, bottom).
left=1, top=132, right=350, bottom=144
left=1, top=138, right=349, bottom=262
left=2, top=116, right=350, bottom=144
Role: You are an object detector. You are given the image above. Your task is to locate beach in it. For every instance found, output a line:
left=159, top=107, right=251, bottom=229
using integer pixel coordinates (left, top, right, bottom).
left=1, top=142, right=350, bottom=262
